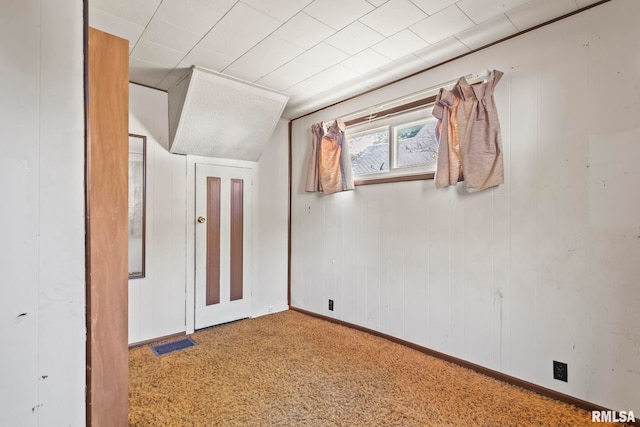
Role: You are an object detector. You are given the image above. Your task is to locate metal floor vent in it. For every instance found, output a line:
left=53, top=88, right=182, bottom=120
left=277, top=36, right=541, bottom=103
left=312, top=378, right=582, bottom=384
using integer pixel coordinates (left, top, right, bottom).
left=152, top=337, right=196, bottom=356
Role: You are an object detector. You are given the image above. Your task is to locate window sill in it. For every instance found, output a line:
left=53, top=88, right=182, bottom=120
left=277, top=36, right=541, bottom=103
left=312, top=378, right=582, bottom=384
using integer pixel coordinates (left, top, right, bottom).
left=354, top=172, right=435, bottom=186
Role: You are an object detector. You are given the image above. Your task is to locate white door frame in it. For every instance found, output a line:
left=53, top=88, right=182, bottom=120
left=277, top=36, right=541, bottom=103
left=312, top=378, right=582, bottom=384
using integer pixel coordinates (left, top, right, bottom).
left=185, top=155, right=257, bottom=334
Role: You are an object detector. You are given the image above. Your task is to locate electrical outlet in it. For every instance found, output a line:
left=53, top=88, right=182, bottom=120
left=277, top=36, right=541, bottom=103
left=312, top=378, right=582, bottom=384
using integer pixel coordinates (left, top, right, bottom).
left=328, top=299, right=334, bottom=311
left=553, top=361, right=568, bottom=382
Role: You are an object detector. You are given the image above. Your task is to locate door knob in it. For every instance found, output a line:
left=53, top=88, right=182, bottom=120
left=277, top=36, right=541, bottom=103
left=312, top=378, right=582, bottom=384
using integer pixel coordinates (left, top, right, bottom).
left=197, top=216, right=206, bottom=223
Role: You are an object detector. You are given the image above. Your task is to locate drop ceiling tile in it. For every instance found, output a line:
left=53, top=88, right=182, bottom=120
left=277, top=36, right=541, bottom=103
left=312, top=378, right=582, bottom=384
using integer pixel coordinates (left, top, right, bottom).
left=256, top=59, right=319, bottom=91
left=141, top=18, right=203, bottom=53
left=353, top=68, right=396, bottom=91
left=195, top=0, right=238, bottom=10
left=157, top=74, right=181, bottom=91
left=88, top=7, right=144, bottom=51
left=241, top=0, right=314, bottom=22
left=131, top=39, right=186, bottom=69
left=273, top=12, right=335, bottom=50
left=325, top=21, right=385, bottom=55
left=341, top=49, right=392, bottom=74
left=455, top=14, right=518, bottom=50
left=456, top=0, right=529, bottom=24
left=155, top=0, right=233, bottom=35
left=90, top=0, right=160, bottom=26
left=169, top=65, right=192, bottom=79
left=199, top=2, right=281, bottom=58
left=222, top=67, right=263, bottom=83
left=506, top=0, right=577, bottom=31
left=366, top=0, right=389, bottom=5
left=295, top=42, right=350, bottom=69
left=372, top=29, right=429, bottom=60
left=409, top=0, right=458, bottom=15
left=182, top=46, right=235, bottom=72
left=575, top=0, right=602, bottom=6
left=413, top=36, right=470, bottom=65
left=288, top=64, right=360, bottom=98
left=379, top=53, right=429, bottom=77
left=129, top=57, right=172, bottom=86
left=359, top=0, right=427, bottom=37
left=225, top=36, right=304, bottom=80
left=410, top=5, right=474, bottom=45
left=304, top=0, right=375, bottom=30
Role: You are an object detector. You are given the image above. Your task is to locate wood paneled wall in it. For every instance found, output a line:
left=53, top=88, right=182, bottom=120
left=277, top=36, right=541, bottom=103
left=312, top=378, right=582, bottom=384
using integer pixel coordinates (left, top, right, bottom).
left=87, top=27, right=129, bottom=426
left=290, top=0, right=640, bottom=414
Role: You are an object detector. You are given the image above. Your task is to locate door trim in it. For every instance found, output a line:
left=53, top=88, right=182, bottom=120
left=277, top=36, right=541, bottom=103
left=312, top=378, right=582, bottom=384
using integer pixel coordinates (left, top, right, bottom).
left=185, top=155, right=257, bottom=334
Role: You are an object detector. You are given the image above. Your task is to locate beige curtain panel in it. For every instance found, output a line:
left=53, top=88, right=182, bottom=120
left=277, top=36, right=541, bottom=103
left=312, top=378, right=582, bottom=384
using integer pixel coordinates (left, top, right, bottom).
left=434, top=69, right=505, bottom=193
left=305, top=119, right=354, bottom=195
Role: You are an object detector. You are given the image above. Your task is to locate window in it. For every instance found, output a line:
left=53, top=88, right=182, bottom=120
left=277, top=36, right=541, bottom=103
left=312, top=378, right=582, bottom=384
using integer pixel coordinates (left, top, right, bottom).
left=345, top=105, right=438, bottom=184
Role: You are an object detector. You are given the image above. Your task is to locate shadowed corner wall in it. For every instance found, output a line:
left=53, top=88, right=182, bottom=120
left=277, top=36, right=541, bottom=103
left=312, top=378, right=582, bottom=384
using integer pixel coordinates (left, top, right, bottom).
left=289, top=0, right=640, bottom=415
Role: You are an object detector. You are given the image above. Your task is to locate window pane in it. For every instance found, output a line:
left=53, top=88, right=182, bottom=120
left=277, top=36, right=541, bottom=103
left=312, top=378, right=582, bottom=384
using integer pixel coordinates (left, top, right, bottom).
left=347, top=126, right=390, bottom=175
left=394, top=118, right=438, bottom=169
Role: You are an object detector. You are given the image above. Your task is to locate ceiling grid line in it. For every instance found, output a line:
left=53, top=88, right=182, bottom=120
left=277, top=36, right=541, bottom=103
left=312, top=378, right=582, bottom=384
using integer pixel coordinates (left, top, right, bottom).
left=88, top=0, right=611, bottom=118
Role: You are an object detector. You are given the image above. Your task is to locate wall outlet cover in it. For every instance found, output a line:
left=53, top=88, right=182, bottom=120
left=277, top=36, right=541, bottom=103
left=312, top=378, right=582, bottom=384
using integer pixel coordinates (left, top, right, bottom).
left=553, top=360, right=568, bottom=382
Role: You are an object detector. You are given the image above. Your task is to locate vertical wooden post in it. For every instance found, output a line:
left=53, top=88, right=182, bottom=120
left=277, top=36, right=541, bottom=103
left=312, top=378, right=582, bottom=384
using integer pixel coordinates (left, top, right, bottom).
left=86, top=27, right=129, bottom=427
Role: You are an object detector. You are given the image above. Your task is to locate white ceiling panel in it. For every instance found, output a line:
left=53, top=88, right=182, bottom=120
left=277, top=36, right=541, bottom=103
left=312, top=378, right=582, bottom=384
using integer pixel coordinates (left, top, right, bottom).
left=341, top=48, right=392, bottom=74
left=366, top=0, right=390, bottom=6
left=413, top=36, right=470, bottom=65
left=226, top=36, right=304, bottom=80
left=456, top=0, right=530, bottom=24
left=372, top=29, right=429, bottom=60
left=90, top=0, right=160, bottom=26
left=129, top=57, right=172, bottom=87
left=359, top=0, right=427, bottom=37
left=304, top=0, right=375, bottom=30
left=182, top=46, right=236, bottom=72
left=256, top=58, right=319, bottom=91
left=90, top=0, right=603, bottom=119
left=88, top=7, right=144, bottom=52
left=131, top=39, right=185, bottom=69
left=273, top=12, right=335, bottom=50
left=506, top=0, right=578, bottom=31
left=198, top=2, right=281, bottom=58
left=455, top=14, right=518, bottom=50
left=410, top=5, right=474, bottom=45
left=294, top=42, right=350, bottom=69
left=140, top=18, right=203, bottom=53
left=222, top=67, right=263, bottom=83
left=325, top=21, right=385, bottom=55
left=157, top=74, right=181, bottom=91
left=379, top=53, right=430, bottom=77
left=288, top=64, right=360, bottom=99
left=241, top=0, right=314, bottom=22
left=409, top=0, right=458, bottom=16
left=575, top=0, right=602, bottom=7
left=158, top=65, right=192, bottom=90
left=154, top=0, right=230, bottom=35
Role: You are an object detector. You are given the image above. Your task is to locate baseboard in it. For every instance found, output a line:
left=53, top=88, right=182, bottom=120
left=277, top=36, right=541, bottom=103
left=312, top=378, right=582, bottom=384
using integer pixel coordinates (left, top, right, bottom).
left=252, top=303, right=289, bottom=319
left=290, top=306, right=638, bottom=426
left=128, top=331, right=186, bottom=349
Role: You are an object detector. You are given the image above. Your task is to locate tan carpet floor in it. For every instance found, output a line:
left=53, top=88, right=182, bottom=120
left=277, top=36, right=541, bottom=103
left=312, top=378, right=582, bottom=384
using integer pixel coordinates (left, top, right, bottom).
left=129, top=310, right=619, bottom=426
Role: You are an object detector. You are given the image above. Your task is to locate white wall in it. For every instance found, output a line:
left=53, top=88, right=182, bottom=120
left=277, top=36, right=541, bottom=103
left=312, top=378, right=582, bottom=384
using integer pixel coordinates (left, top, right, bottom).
left=290, top=0, right=640, bottom=413
left=130, top=87, right=288, bottom=336
left=0, top=1, right=85, bottom=425
left=129, top=84, right=188, bottom=344
left=254, top=119, right=290, bottom=317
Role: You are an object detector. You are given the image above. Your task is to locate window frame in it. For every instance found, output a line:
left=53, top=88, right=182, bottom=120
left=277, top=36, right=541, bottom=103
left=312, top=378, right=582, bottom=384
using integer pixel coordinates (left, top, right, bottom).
left=344, top=102, right=438, bottom=186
